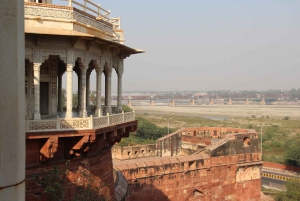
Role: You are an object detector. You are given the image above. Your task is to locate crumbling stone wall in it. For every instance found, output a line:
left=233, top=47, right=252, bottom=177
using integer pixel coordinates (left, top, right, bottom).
left=113, top=127, right=262, bottom=201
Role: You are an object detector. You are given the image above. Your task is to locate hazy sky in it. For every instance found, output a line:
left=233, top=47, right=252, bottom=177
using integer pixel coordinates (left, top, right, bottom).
left=55, top=0, right=300, bottom=92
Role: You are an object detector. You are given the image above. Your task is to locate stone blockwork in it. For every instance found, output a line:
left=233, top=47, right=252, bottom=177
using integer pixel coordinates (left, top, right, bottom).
left=113, top=127, right=262, bottom=201
left=112, top=127, right=253, bottom=160
left=25, top=120, right=137, bottom=201
left=26, top=150, right=115, bottom=201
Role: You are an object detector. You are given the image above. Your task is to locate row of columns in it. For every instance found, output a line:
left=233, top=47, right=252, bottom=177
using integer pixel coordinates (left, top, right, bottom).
left=33, top=58, right=123, bottom=120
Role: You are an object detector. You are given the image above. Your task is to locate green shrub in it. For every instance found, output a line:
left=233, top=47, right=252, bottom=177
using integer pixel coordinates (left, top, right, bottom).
left=39, top=165, right=68, bottom=201
left=122, top=104, right=133, bottom=112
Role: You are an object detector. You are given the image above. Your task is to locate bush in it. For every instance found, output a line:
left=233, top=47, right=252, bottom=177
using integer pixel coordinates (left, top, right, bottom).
left=284, top=116, right=290, bottom=120
left=72, top=169, right=107, bottom=201
left=276, top=180, right=300, bottom=201
left=39, top=164, right=107, bottom=201
left=122, top=104, right=133, bottom=112
left=39, top=165, right=68, bottom=201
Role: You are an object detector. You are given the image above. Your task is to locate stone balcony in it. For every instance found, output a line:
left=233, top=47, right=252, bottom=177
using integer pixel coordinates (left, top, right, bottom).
left=26, top=110, right=135, bottom=133
left=24, top=1, right=124, bottom=43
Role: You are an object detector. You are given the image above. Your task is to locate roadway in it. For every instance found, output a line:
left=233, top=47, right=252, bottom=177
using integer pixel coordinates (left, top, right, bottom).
left=261, top=168, right=300, bottom=190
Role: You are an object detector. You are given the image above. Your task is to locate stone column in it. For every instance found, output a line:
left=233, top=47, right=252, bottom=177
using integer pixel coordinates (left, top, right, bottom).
left=86, top=73, right=91, bottom=113
left=77, top=72, right=81, bottom=112
left=95, top=68, right=103, bottom=117
left=57, top=74, right=63, bottom=112
left=79, top=66, right=87, bottom=118
left=116, top=60, right=123, bottom=113
left=0, top=0, right=25, bottom=199
left=33, top=63, right=41, bottom=120
left=66, top=64, right=73, bottom=118
left=104, top=66, right=112, bottom=114
left=117, top=73, right=123, bottom=112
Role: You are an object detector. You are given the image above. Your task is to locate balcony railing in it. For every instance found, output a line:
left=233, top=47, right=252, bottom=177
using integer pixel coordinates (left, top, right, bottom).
left=67, top=0, right=121, bottom=30
left=26, top=111, right=135, bottom=132
left=24, top=1, right=124, bottom=42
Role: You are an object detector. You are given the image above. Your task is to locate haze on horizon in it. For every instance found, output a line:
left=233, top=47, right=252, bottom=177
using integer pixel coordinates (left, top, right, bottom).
left=55, top=0, right=300, bottom=92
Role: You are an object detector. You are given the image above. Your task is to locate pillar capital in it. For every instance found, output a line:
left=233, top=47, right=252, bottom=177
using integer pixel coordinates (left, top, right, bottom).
left=33, top=63, right=41, bottom=71
left=95, top=67, right=104, bottom=74
left=104, top=65, right=112, bottom=76
left=66, top=63, right=73, bottom=72
left=79, top=64, right=87, bottom=73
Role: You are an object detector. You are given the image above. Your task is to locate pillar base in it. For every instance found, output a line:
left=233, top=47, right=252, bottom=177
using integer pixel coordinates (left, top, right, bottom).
left=79, top=110, right=87, bottom=118
left=34, top=113, right=41, bottom=120
left=66, top=111, right=73, bottom=118
left=95, top=108, right=102, bottom=117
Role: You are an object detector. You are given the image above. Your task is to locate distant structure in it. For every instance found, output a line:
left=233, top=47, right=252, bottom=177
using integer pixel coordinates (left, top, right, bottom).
left=245, top=98, right=249, bottom=105
left=112, top=127, right=262, bottom=201
left=190, top=99, right=195, bottom=105
left=209, top=98, right=214, bottom=105
left=260, top=98, right=266, bottom=105
left=170, top=99, right=175, bottom=106
left=227, top=98, right=232, bottom=105
left=150, top=99, right=155, bottom=106
left=21, top=0, right=143, bottom=200
left=128, top=100, right=132, bottom=107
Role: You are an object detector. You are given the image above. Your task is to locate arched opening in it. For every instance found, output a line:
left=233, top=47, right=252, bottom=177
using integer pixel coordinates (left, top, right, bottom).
left=243, top=137, right=250, bottom=147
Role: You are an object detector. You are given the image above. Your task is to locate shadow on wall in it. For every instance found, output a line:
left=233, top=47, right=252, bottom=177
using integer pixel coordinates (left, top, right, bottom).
left=127, top=173, right=170, bottom=201
left=26, top=150, right=115, bottom=201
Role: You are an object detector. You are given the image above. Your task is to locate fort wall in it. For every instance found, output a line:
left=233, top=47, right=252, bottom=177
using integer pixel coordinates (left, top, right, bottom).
left=113, top=127, right=262, bottom=201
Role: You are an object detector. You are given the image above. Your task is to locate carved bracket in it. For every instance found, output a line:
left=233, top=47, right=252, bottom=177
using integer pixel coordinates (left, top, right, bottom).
left=40, top=137, right=58, bottom=162
left=69, top=135, right=95, bottom=157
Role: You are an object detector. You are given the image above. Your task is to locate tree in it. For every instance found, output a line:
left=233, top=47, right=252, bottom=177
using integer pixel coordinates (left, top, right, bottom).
left=72, top=169, right=107, bottom=201
left=62, top=88, right=66, bottom=107
left=135, top=117, right=168, bottom=140
left=73, top=92, right=78, bottom=109
left=90, top=90, right=97, bottom=106
left=39, top=164, right=107, bottom=201
left=39, top=165, right=68, bottom=201
left=276, top=180, right=300, bottom=201
left=284, top=134, right=300, bottom=166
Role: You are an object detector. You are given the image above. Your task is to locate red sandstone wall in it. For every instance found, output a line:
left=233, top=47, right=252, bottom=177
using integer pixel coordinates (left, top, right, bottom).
left=115, top=153, right=262, bottom=201
left=182, top=127, right=249, bottom=133
left=264, top=162, right=300, bottom=172
left=181, top=135, right=211, bottom=145
left=26, top=150, right=115, bottom=201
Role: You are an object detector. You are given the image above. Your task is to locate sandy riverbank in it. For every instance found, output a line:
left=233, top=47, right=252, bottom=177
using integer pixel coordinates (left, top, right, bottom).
left=132, top=105, right=300, bottom=119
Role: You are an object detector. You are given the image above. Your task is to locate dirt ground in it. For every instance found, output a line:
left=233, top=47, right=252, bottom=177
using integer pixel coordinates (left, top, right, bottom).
left=133, top=105, right=300, bottom=119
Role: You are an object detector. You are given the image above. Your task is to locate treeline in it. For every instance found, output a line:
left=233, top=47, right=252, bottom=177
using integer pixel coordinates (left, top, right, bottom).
left=258, top=125, right=300, bottom=167
left=117, top=116, right=173, bottom=146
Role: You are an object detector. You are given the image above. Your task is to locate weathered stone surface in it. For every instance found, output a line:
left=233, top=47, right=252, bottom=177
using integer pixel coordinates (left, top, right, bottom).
left=113, top=127, right=262, bottom=201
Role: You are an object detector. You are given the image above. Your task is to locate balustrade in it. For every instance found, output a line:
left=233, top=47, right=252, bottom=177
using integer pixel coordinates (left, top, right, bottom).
left=26, top=111, right=135, bottom=132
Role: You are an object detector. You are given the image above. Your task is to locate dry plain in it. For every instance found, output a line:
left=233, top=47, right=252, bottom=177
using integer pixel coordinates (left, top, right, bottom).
left=132, top=105, right=300, bottom=119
